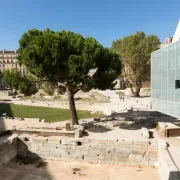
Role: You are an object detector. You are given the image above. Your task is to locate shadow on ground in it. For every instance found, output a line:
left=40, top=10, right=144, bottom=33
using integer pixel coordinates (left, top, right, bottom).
left=94, top=110, right=180, bottom=131
left=0, top=102, right=14, bottom=117
left=87, top=124, right=112, bottom=133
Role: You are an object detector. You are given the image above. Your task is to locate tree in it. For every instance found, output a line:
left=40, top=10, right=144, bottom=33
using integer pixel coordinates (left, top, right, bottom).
left=3, top=69, right=37, bottom=95
left=0, top=70, right=3, bottom=78
left=18, top=75, right=38, bottom=96
left=18, top=29, right=121, bottom=125
left=3, top=70, right=21, bottom=89
left=112, top=32, right=160, bottom=97
left=111, top=39, right=122, bottom=53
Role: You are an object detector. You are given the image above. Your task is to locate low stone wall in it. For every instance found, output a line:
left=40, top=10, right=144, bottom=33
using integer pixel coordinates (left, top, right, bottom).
left=0, top=135, right=17, bottom=165
left=17, top=137, right=158, bottom=166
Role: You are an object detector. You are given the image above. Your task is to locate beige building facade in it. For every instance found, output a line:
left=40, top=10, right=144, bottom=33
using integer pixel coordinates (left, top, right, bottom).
left=0, top=50, right=27, bottom=74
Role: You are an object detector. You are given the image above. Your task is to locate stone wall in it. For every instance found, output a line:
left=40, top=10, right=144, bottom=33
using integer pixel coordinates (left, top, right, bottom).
left=17, top=137, right=158, bottom=166
left=0, top=135, right=17, bottom=165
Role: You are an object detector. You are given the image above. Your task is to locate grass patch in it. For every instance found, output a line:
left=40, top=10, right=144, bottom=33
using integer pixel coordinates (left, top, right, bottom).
left=116, top=91, right=125, bottom=96
left=0, top=103, right=103, bottom=122
left=143, top=88, right=151, bottom=93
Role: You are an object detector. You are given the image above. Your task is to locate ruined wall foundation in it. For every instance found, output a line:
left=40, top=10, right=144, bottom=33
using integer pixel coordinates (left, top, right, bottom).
left=0, top=135, right=17, bottom=165
left=17, top=137, right=158, bottom=166
left=0, top=135, right=179, bottom=180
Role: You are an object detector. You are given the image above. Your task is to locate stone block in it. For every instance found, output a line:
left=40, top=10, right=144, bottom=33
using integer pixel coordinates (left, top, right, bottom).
left=98, top=148, right=106, bottom=153
left=75, top=129, right=82, bottom=138
left=131, top=149, right=146, bottom=155
left=116, top=148, right=131, bottom=155
left=79, top=150, right=90, bottom=157
left=0, top=149, right=7, bottom=156
left=134, top=141, right=150, bottom=146
left=141, top=127, right=149, bottom=139
left=50, top=150, right=61, bottom=157
left=40, top=151, right=50, bottom=156
left=105, top=153, right=115, bottom=158
left=106, top=148, right=116, bottom=154
left=118, top=140, right=134, bottom=145
left=39, top=147, right=50, bottom=152
left=107, top=122, right=114, bottom=129
left=4, top=156, right=10, bottom=163
left=66, top=123, right=71, bottom=131
left=78, top=147, right=90, bottom=151
left=89, top=147, right=99, bottom=152
left=43, top=143, right=57, bottom=148
left=61, top=139, right=73, bottom=145
left=114, top=152, right=129, bottom=158
left=144, top=154, right=157, bottom=161
left=146, top=150, right=158, bottom=156
left=0, top=143, right=9, bottom=151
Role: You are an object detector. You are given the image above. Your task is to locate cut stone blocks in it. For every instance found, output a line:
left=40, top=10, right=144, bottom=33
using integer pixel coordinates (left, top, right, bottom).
left=141, top=127, right=150, bottom=139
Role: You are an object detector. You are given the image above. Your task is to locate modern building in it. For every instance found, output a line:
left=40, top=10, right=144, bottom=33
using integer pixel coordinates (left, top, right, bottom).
left=0, top=50, right=27, bottom=74
left=160, top=37, right=173, bottom=48
left=151, top=20, right=180, bottom=118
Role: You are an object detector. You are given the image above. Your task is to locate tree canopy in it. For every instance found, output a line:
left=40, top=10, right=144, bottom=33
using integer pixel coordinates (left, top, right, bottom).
left=3, top=70, right=37, bottom=95
left=112, top=31, right=160, bottom=97
left=18, top=29, right=121, bottom=125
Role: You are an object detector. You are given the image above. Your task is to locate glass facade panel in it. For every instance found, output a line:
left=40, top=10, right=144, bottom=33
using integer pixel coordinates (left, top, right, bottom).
left=151, top=40, right=180, bottom=118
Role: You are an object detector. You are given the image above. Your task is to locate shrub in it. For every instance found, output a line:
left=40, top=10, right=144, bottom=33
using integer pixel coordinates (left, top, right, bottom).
left=42, top=82, right=55, bottom=95
left=19, top=81, right=37, bottom=96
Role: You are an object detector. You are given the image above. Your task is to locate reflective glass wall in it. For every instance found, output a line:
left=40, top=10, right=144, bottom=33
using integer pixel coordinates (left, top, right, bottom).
left=151, top=40, right=180, bottom=118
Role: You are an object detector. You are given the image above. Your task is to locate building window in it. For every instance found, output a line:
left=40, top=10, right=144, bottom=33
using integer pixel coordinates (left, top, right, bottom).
left=175, top=80, right=180, bottom=89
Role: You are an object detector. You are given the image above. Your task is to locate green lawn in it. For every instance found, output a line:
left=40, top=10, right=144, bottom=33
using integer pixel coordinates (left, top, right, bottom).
left=0, top=103, right=103, bottom=122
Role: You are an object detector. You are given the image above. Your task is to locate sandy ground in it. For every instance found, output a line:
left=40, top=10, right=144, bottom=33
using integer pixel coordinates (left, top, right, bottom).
left=0, top=159, right=160, bottom=180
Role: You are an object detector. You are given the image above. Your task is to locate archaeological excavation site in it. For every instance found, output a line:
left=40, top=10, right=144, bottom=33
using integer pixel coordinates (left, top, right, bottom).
left=0, top=108, right=180, bottom=180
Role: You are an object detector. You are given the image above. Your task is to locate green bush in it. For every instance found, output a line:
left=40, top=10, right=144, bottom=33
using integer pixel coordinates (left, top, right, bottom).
left=19, top=81, right=37, bottom=96
left=42, top=82, right=55, bottom=95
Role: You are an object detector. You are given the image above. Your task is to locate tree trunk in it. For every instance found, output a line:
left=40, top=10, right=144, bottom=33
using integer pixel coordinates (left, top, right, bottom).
left=134, top=86, right=141, bottom=97
left=129, top=82, right=141, bottom=97
left=66, top=85, right=79, bottom=125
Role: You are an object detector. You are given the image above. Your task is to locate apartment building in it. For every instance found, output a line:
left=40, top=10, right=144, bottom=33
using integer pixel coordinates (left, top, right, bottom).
left=0, top=49, right=27, bottom=74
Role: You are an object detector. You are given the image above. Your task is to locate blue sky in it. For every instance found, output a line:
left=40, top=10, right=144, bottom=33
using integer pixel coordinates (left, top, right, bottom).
left=0, top=0, right=180, bottom=49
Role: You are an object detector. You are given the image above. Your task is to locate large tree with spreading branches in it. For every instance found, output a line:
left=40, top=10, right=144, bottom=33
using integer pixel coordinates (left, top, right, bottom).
left=112, top=31, right=160, bottom=97
left=18, top=29, right=121, bottom=125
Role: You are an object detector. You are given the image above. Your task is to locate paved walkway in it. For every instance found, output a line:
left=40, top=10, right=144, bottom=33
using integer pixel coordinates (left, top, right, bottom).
left=0, top=160, right=160, bottom=180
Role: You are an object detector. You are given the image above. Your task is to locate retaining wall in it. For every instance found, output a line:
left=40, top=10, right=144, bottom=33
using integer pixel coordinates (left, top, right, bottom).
left=17, top=137, right=158, bottom=166
left=0, top=135, right=17, bottom=165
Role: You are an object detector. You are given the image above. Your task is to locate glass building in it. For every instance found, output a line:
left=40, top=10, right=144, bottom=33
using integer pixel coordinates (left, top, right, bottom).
left=151, top=39, right=180, bottom=118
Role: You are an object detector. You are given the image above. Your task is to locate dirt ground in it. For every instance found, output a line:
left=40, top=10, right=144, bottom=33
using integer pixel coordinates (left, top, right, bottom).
left=0, top=159, right=160, bottom=180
